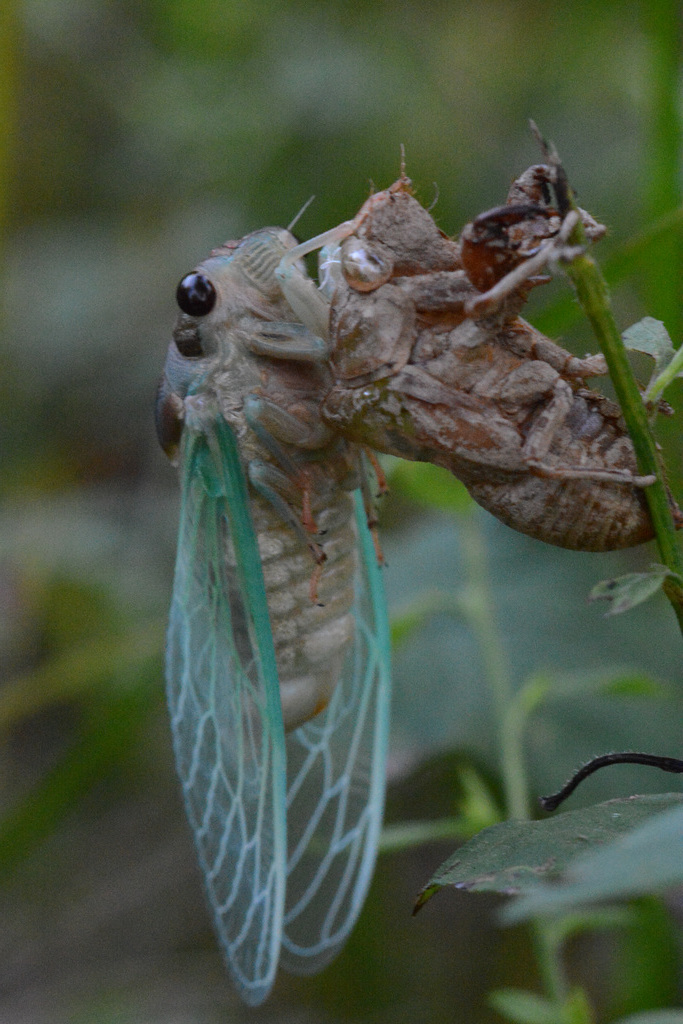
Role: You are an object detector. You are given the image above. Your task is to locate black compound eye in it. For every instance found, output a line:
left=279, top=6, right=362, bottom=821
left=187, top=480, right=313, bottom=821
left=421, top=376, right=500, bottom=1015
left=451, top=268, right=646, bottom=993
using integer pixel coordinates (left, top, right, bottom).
left=176, top=273, right=216, bottom=316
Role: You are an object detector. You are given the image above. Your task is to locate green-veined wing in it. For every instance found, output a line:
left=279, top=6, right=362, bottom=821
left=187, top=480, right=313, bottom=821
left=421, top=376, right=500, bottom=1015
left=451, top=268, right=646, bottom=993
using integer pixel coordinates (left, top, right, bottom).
left=166, top=408, right=390, bottom=1002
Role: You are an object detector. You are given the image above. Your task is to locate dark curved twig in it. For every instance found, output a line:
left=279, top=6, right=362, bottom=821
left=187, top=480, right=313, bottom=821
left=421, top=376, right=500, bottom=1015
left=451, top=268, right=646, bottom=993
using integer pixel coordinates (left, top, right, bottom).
left=540, top=751, right=683, bottom=812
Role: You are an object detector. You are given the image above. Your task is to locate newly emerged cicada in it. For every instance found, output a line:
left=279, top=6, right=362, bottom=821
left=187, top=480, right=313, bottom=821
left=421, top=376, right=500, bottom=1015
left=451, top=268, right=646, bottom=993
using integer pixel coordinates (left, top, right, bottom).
left=283, top=168, right=682, bottom=551
left=156, top=228, right=390, bottom=1004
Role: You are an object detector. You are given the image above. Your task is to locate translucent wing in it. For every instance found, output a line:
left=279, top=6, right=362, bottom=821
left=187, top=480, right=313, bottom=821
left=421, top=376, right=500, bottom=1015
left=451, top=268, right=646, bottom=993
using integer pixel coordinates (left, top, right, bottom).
left=280, top=490, right=391, bottom=973
left=165, top=412, right=287, bottom=1006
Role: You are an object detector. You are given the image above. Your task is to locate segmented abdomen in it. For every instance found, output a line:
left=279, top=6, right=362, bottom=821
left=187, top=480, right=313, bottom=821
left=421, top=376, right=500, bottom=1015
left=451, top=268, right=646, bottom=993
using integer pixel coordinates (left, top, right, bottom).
left=469, top=474, right=652, bottom=550
left=250, top=492, right=358, bottom=732
left=469, top=395, right=652, bottom=549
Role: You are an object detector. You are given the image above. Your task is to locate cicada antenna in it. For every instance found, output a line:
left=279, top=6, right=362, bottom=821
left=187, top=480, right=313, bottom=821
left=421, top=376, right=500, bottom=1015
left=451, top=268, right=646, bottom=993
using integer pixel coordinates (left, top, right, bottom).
left=427, top=182, right=440, bottom=212
left=287, top=195, right=316, bottom=233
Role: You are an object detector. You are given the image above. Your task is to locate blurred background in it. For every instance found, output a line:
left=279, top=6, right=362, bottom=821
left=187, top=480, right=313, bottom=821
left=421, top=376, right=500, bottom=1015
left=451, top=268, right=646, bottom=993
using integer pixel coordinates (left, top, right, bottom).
left=1, top=1, right=682, bottom=1021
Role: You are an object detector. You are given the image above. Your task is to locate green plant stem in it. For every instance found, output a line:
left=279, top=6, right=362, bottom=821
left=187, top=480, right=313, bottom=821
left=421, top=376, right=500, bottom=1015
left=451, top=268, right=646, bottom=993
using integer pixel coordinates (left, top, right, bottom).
left=533, top=922, right=569, bottom=1008
left=646, top=342, right=683, bottom=403
left=563, top=223, right=683, bottom=631
left=641, top=3, right=683, bottom=342
left=534, top=207, right=683, bottom=339
left=455, top=510, right=576, bottom=1011
left=500, top=676, right=550, bottom=822
left=0, top=1, right=18, bottom=250
left=456, top=512, right=528, bottom=820
left=379, top=817, right=469, bottom=854
left=0, top=621, right=163, bottom=731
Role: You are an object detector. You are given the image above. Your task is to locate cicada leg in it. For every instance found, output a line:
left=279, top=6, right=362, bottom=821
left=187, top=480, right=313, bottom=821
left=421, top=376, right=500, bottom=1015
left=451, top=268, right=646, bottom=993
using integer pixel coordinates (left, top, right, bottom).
left=356, top=450, right=386, bottom=566
left=244, top=393, right=334, bottom=455
left=276, top=221, right=358, bottom=338
left=276, top=180, right=412, bottom=328
left=246, top=321, right=329, bottom=363
left=244, top=393, right=355, bottom=603
left=364, top=447, right=388, bottom=495
left=519, top=379, right=656, bottom=488
left=526, top=459, right=656, bottom=488
left=247, top=459, right=326, bottom=562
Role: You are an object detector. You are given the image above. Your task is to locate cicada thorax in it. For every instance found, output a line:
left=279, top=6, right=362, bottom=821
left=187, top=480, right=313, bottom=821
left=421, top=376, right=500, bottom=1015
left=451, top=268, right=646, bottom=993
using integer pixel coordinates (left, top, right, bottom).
left=343, top=175, right=461, bottom=279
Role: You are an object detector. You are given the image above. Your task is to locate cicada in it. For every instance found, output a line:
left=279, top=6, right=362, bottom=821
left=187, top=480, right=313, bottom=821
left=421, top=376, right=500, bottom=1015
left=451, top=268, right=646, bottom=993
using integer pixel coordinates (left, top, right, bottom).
left=156, top=227, right=390, bottom=1004
left=284, top=170, right=682, bottom=551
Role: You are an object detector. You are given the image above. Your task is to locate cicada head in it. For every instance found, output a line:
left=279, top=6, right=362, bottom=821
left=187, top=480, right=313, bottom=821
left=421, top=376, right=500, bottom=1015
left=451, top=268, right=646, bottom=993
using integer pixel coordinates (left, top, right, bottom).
left=156, top=228, right=302, bottom=460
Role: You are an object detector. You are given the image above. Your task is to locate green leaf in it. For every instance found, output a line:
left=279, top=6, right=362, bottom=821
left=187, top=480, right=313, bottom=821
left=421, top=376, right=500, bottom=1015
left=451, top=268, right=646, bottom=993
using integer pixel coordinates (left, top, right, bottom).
left=621, top=316, right=683, bottom=405
left=489, top=987, right=594, bottom=1024
left=488, top=988, right=559, bottom=1024
left=380, top=817, right=469, bottom=854
left=390, top=590, right=466, bottom=648
left=381, top=766, right=501, bottom=853
left=563, top=988, right=596, bottom=1024
left=0, top=674, right=160, bottom=879
left=589, top=565, right=679, bottom=616
left=504, top=800, right=683, bottom=922
left=609, top=898, right=681, bottom=1020
left=622, top=317, right=675, bottom=377
left=542, top=906, right=633, bottom=947
left=386, top=505, right=683, bottom=803
left=387, top=460, right=474, bottom=515
left=0, top=622, right=162, bottom=731
left=528, top=668, right=669, bottom=700
left=600, top=674, right=670, bottom=698
left=414, top=794, right=683, bottom=910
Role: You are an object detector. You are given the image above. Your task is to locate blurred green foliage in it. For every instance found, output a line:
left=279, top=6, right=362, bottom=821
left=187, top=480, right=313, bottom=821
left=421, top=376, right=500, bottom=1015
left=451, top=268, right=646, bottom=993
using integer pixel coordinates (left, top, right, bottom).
left=1, top=1, right=682, bottom=1021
